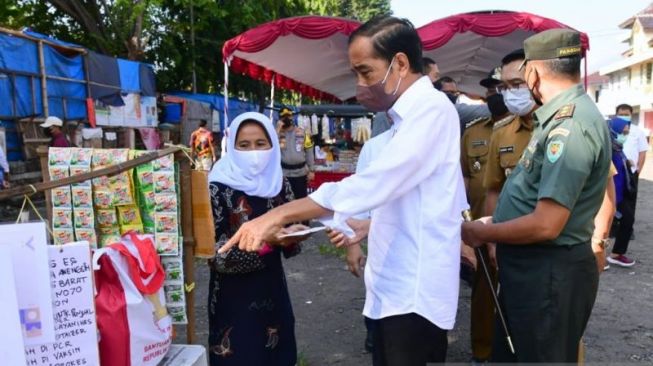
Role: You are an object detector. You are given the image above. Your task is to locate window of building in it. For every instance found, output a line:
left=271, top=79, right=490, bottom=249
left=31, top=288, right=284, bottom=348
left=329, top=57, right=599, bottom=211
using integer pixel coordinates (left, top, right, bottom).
left=647, top=63, right=652, bottom=84
left=641, top=64, right=645, bottom=85
left=629, top=68, right=632, bottom=86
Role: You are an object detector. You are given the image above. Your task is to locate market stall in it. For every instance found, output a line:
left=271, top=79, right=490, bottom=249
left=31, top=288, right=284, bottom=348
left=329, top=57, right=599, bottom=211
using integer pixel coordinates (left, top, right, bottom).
left=222, top=11, right=589, bottom=102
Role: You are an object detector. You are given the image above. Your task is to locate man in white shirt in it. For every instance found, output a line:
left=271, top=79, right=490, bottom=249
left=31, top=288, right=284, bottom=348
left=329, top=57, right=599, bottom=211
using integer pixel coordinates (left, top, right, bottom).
left=219, top=15, right=468, bottom=365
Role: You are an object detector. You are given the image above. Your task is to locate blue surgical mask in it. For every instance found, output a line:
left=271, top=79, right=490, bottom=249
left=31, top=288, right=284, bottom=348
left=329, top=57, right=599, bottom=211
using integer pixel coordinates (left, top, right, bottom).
left=501, top=88, right=536, bottom=116
left=619, top=115, right=632, bottom=122
left=616, top=133, right=628, bottom=145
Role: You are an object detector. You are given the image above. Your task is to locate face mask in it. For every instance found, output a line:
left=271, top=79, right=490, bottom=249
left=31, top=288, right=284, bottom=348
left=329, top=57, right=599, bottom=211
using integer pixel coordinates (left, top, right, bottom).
left=619, top=115, right=632, bottom=122
left=444, top=92, right=458, bottom=104
left=525, top=66, right=543, bottom=106
left=487, top=93, right=509, bottom=117
left=231, top=149, right=273, bottom=177
left=282, top=118, right=292, bottom=127
left=356, top=56, right=403, bottom=112
left=501, top=88, right=535, bottom=116
left=616, top=133, right=628, bottom=145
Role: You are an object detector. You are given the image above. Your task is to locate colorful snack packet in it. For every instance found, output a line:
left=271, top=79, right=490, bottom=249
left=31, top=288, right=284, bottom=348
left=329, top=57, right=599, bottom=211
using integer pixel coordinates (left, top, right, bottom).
left=154, top=193, right=178, bottom=213
left=154, top=172, right=175, bottom=194
left=53, top=208, right=73, bottom=229
left=155, top=233, right=179, bottom=255
left=73, top=208, right=95, bottom=229
left=52, top=187, right=72, bottom=208
left=53, top=228, right=75, bottom=245
left=155, top=213, right=178, bottom=234
left=72, top=187, right=92, bottom=208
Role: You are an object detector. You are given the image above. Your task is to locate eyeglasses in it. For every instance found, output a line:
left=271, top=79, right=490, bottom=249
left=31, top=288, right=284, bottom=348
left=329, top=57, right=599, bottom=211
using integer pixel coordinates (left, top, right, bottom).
left=495, top=82, right=528, bottom=93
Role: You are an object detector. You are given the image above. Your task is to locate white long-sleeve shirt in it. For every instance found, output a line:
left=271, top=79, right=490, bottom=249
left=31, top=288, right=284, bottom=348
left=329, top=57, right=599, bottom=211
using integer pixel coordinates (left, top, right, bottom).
left=310, top=76, right=468, bottom=329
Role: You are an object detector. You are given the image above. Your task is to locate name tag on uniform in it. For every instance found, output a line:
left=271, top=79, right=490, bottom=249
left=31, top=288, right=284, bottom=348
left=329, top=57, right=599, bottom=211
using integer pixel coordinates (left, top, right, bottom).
left=499, top=146, right=514, bottom=154
left=472, top=140, right=487, bottom=147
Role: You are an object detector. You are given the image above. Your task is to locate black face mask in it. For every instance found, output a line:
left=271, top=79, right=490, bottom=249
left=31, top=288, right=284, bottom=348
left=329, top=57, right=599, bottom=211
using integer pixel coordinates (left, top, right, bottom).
left=282, top=118, right=292, bottom=127
left=43, top=128, right=52, bottom=138
left=487, top=93, right=509, bottom=118
left=444, top=92, right=458, bottom=104
left=526, top=67, right=544, bottom=106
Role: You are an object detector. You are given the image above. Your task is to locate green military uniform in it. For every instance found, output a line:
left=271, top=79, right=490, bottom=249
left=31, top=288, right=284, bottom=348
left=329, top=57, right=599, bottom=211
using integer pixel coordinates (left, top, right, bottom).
left=461, top=116, right=494, bottom=218
left=491, top=30, right=612, bottom=363
left=483, top=115, right=533, bottom=192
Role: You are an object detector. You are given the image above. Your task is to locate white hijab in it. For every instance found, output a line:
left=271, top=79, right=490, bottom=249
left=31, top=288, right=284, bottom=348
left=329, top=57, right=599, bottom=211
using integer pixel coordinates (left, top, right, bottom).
left=208, top=112, right=283, bottom=198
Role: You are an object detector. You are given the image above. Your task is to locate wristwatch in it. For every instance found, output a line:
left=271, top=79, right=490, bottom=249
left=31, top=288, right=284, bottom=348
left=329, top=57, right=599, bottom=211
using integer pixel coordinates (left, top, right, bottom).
left=591, top=236, right=610, bottom=250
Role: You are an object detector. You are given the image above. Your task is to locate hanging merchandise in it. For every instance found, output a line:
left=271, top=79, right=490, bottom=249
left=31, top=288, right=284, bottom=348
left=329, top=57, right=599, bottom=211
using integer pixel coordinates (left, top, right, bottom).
left=320, top=114, right=330, bottom=141
left=352, top=117, right=372, bottom=143
left=49, top=148, right=74, bottom=245
left=327, top=115, right=336, bottom=137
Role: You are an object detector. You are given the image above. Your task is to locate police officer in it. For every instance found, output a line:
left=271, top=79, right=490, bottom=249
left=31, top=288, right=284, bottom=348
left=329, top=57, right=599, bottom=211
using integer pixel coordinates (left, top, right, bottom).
left=461, top=29, right=611, bottom=363
left=460, top=67, right=512, bottom=363
left=277, top=107, right=315, bottom=200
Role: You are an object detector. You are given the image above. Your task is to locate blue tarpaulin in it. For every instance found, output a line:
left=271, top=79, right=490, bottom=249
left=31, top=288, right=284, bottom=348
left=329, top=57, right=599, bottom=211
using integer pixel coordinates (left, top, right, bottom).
left=118, top=59, right=141, bottom=93
left=44, top=44, right=86, bottom=119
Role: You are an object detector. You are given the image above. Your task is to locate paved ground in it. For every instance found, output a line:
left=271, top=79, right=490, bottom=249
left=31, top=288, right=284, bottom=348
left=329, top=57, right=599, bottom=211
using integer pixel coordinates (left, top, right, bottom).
left=176, top=155, right=653, bottom=365
left=7, top=155, right=648, bottom=365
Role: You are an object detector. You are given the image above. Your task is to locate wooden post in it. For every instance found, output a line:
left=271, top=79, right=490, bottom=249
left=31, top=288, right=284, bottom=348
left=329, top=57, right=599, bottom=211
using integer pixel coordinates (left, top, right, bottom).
left=37, top=145, right=52, bottom=241
left=177, top=152, right=196, bottom=344
left=124, top=128, right=136, bottom=149
left=37, top=41, right=49, bottom=116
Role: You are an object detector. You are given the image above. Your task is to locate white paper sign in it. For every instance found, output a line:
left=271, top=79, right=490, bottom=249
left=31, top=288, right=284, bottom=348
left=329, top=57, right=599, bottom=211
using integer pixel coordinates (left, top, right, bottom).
left=24, top=241, right=100, bottom=366
left=0, top=222, right=55, bottom=346
left=0, top=245, right=28, bottom=365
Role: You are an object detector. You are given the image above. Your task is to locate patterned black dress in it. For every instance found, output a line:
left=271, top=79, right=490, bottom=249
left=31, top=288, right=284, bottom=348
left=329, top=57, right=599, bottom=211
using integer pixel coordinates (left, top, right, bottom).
left=208, top=179, right=299, bottom=366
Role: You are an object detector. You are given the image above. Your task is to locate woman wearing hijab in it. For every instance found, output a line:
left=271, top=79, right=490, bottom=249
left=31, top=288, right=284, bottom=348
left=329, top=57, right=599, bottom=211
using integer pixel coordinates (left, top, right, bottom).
left=207, top=112, right=307, bottom=366
left=607, top=117, right=637, bottom=267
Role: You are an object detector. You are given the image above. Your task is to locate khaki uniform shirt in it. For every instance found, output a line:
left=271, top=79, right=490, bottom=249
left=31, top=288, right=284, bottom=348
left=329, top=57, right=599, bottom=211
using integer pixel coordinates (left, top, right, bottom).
left=494, top=84, right=612, bottom=246
left=461, top=117, right=494, bottom=218
left=483, top=115, right=534, bottom=192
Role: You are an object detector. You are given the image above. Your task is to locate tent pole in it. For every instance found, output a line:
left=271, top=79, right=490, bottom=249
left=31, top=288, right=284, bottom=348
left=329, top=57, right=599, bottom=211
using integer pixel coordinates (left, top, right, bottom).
left=37, top=40, right=49, bottom=116
left=269, top=75, right=275, bottom=120
left=223, top=62, right=229, bottom=129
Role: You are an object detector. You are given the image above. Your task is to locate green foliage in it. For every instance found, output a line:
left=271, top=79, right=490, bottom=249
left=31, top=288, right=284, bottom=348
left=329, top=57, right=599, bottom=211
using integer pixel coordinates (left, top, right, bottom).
left=0, top=0, right=390, bottom=105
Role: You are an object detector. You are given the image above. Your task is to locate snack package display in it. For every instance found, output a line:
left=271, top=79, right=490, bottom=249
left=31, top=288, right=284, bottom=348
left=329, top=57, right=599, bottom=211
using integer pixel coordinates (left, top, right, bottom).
left=113, top=184, right=134, bottom=206
left=73, top=209, right=95, bottom=229
left=155, top=213, right=178, bottom=234
left=49, top=166, right=69, bottom=181
left=161, top=258, right=183, bottom=281
left=72, top=187, right=93, bottom=208
left=70, top=166, right=92, bottom=187
left=155, top=233, right=179, bottom=256
left=99, top=234, right=122, bottom=248
left=92, top=175, right=111, bottom=190
left=154, top=194, right=178, bottom=213
left=94, top=191, right=114, bottom=209
left=91, top=149, right=114, bottom=168
left=117, top=205, right=143, bottom=234
left=153, top=155, right=174, bottom=172
left=141, top=188, right=156, bottom=209
left=164, top=284, right=184, bottom=303
left=52, top=187, right=72, bottom=208
left=70, top=148, right=93, bottom=167
left=74, top=228, right=98, bottom=249
left=48, top=148, right=72, bottom=166
left=167, top=305, right=187, bottom=324
left=153, top=172, right=175, bottom=194
left=98, top=226, right=121, bottom=236
left=96, top=209, right=118, bottom=227
left=52, top=208, right=73, bottom=229
left=53, top=228, right=75, bottom=245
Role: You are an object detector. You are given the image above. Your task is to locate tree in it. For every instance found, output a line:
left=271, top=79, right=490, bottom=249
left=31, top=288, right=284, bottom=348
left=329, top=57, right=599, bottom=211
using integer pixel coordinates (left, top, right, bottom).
left=0, top=0, right=391, bottom=106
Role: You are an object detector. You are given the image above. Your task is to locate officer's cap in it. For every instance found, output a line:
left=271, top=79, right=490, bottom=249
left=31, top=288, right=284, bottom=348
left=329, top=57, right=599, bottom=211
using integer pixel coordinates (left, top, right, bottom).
left=479, top=67, right=502, bottom=88
left=519, top=29, right=582, bottom=70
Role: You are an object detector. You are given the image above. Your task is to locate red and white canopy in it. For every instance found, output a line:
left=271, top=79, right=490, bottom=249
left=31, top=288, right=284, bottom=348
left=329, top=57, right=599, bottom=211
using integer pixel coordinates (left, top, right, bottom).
left=222, top=11, right=589, bottom=102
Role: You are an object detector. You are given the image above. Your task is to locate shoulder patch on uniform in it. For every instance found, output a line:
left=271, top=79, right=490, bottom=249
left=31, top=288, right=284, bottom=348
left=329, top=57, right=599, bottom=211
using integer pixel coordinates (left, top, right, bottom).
left=548, top=127, right=570, bottom=138
left=493, top=114, right=517, bottom=130
left=546, top=140, right=565, bottom=163
left=466, top=117, right=492, bottom=129
left=554, top=104, right=576, bottom=120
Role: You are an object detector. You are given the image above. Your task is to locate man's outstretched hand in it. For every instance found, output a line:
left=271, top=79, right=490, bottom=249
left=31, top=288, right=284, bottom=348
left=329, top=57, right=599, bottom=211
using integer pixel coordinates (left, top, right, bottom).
left=326, top=218, right=370, bottom=248
left=218, top=211, right=283, bottom=253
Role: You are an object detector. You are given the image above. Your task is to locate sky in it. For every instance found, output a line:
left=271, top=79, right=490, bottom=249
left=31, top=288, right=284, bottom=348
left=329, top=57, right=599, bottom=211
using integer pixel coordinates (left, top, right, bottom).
left=391, top=0, right=652, bottom=73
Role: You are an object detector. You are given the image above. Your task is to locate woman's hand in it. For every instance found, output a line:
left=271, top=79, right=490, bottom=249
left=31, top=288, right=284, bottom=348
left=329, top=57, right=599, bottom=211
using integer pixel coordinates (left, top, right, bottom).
left=345, top=244, right=366, bottom=278
left=326, top=218, right=370, bottom=248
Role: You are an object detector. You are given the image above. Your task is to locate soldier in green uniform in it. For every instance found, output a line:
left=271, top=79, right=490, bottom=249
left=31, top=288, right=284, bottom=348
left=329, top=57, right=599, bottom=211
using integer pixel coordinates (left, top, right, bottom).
left=461, top=29, right=612, bottom=363
left=460, top=68, right=512, bottom=363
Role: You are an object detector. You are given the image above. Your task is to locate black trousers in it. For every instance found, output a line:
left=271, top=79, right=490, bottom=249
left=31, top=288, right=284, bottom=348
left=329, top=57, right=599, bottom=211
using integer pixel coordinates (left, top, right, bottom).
left=372, top=313, right=448, bottom=366
left=492, top=243, right=598, bottom=363
left=613, top=174, right=638, bottom=255
left=286, top=175, right=308, bottom=200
